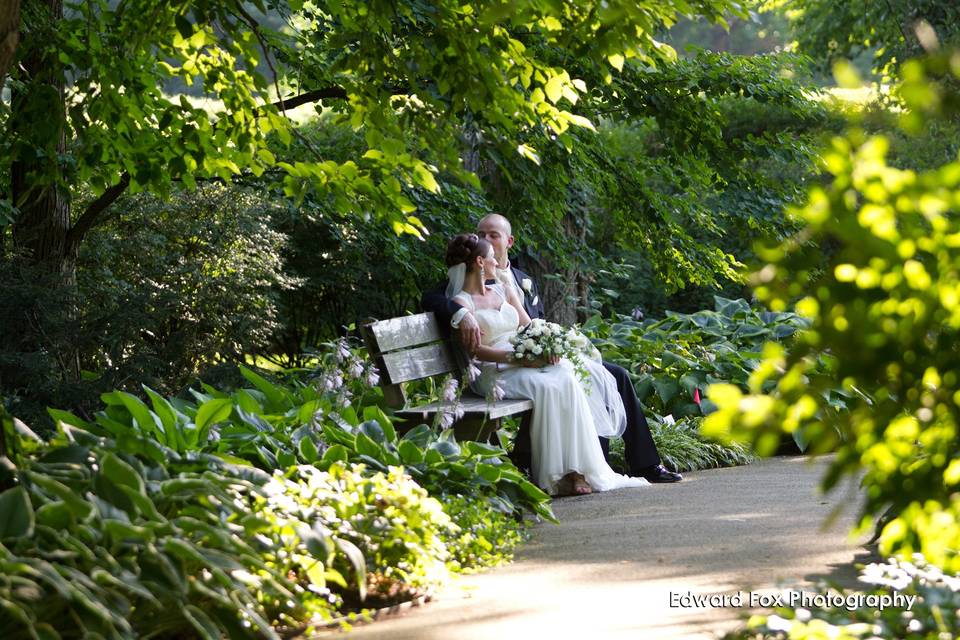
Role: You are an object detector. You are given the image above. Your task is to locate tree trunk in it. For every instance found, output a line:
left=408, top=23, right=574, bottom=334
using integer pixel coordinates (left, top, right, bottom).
left=520, top=213, right=584, bottom=325
left=0, top=0, right=19, bottom=91
left=5, top=0, right=79, bottom=381
left=11, top=0, right=69, bottom=278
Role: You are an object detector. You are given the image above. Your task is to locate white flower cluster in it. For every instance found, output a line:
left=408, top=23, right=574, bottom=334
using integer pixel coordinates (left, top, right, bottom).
left=509, top=319, right=593, bottom=380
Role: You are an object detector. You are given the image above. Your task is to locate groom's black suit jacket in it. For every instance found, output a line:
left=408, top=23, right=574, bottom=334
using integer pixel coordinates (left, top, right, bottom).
left=420, top=266, right=661, bottom=476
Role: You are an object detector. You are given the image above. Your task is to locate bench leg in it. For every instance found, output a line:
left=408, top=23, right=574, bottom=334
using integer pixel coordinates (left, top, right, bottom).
left=452, top=415, right=499, bottom=443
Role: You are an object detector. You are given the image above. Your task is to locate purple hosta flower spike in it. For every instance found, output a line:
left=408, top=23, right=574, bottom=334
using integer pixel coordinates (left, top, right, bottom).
left=349, top=358, right=364, bottom=380
left=439, top=411, right=455, bottom=430
left=442, top=377, right=459, bottom=402
left=336, top=338, right=351, bottom=363
left=366, top=366, right=380, bottom=387
left=466, top=358, right=482, bottom=382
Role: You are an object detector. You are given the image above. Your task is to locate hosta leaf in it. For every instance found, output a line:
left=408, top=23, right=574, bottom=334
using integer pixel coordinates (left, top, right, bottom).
left=100, top=453, right=146, bottom=496
left=334, top=537, right=367, bottom=601
left=234, top=389, right=265, bottom=414
left=400, top=423, right=433, bottom=448
left=239, top=365, right=289, bottom=410
left=47, top=408, right=90, bottom=429
left=25, top=473, right=93, bottom=519
left=354, top=432, right=383, bottom=459
left=652, top=378, right=680, bottom=406
left=429, top=440, right=460, bottom=459
left=397, top=440, right=424, bottom=464
left=35, top=501, right=72, bottom=529
left=320, top=444, right=349, bottom=465
left=0, top=486, right=35, bottom=539
left=358, top=420, right=386, bottom=443
left=103, top=519, right=155, bottom=543
left=143, top=386, right=178, bottom=434
left=184, top=605, right=222, bottom=640
left=362, top=406, right=396, bottom=442
left=195, top=398, right=234, bottom=432
left=476, top=462, right=501, bottom=482
left=298, top=436, right=319, bottom=462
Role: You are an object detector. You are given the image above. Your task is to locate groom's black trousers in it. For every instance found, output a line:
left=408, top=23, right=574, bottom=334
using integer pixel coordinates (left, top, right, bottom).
left=509, top=361, right=661, bottom=476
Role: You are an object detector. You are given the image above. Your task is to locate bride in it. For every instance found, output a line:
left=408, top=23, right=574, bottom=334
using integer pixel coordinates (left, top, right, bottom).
left=445, top=233, right=648, bottom=496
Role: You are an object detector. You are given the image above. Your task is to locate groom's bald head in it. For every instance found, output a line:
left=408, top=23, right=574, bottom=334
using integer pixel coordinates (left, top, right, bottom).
left=477, top=213, right=514, bottom=266
left=478, top=213, right=512, bottom=235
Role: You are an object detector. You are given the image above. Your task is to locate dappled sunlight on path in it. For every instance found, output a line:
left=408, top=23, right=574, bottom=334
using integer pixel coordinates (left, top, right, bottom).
left=318, top=456, right=867, bottom=639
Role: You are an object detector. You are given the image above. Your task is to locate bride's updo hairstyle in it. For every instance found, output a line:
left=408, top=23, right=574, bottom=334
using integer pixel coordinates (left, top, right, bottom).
left=445, top=233, right=491, bottom=270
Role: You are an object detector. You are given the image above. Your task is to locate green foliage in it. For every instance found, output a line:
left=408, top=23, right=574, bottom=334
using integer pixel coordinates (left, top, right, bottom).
left=80, top=185, right=293, bottom=381
left=260, top=463, right=454, bottom=608
left=45, top=338, right=555, bottom=521
left=263, top=121, right=490, bottom=359
left=703, top=52, right=960, bottom=571
left=441, top=494, right=526, bottom=572
left=651, top=417, right=756, bottom=472
left=3, top=0, right=747, bottom=241
left=588, top=297, right=814, bottom=422
left=488, top=50, right=824, bottom=308
left=666, top=5, right=793, bottom=57
left=724, top=555, right=959, bottom=639
left=0, top=340, right=543, bottom=637
left=277, top=0, right=743, bottom=231
left=608, top=415, right=755, bottom=473
left=783, top=0, right=960, bottom=76
left=0, top=423, right=347, bottom=639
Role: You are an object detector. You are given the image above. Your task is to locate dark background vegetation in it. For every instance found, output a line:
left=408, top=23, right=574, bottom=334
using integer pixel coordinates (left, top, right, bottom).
left=2, top=1, right=957, bottom=428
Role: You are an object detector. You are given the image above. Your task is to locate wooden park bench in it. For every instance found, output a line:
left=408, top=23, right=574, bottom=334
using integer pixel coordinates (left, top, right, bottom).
left=361, top=312, right=532, bottom=442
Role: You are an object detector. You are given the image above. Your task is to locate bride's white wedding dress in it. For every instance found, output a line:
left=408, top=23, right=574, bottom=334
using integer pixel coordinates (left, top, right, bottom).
left=453, top=286, right=648, bottom=495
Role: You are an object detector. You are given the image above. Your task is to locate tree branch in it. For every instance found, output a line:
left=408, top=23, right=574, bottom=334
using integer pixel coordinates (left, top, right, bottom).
left=270, top=87, right=347, bottom=110
left=66, top=172, right=130, bottom=249
left=267, top=85, right=412, bottom=112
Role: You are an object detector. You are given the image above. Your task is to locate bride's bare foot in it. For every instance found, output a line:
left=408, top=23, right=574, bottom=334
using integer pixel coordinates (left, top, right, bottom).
left=561, top=472, right=592, bottom=496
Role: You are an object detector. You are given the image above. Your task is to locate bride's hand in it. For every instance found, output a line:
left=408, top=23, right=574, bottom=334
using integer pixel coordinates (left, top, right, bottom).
left=520, top=355, right=559, bottom=368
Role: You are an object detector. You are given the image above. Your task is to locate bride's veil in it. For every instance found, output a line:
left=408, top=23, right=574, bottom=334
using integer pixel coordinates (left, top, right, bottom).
left=445, top=263, right=466, bottom=299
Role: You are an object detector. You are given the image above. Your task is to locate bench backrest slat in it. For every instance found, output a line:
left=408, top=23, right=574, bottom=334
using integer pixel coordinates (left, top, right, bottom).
left=381, top=343, right=456, bottom=383
left=362, top=312, right=459, bottom=408
left=368, top=314, right=443, bottom=352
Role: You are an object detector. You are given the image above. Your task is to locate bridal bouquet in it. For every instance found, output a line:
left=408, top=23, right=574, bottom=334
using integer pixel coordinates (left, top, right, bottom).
left=509, top=319, right=595, bottom=380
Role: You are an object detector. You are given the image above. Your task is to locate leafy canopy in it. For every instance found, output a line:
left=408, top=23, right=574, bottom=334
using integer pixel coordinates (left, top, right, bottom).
left=3, top=0, right=744, bottom=235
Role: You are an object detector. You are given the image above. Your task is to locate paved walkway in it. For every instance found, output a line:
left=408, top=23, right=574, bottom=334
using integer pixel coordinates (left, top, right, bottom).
left=327, top=456, right=870, bottom=639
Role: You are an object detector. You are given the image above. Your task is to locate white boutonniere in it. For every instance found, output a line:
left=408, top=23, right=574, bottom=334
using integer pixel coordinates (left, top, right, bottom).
left=521, top=278, right=533, bottom=293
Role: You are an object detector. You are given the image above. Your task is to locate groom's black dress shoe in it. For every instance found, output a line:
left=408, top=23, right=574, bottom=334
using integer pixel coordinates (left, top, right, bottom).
left=640, top=464, right=682, bottom=483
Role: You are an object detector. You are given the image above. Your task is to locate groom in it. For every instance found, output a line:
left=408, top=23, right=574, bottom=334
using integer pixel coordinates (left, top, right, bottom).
left=422, top=213, right=681, bottom=483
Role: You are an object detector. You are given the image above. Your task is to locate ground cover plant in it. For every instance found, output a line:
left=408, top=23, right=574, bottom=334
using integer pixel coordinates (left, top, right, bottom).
left=586, top=296, right=848, bottom=459
left=0, top=339, right=537, bottom=638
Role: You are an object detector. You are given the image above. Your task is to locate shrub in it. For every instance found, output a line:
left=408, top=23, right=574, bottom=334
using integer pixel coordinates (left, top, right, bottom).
left=703, top=51, right=960, bottom=572
left=588, top=297, right=812, bottom=419
left=0, top=415, right=340, bottom=639
left=259, top=463, right=455, bottom=610
left=0, top=403, right=498, bottom=638
left=441, top=494, right=526, bottom=572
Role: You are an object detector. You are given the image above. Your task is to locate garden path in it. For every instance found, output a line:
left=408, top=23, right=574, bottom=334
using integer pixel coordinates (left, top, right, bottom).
left=322, top=456, right=869, bottom=639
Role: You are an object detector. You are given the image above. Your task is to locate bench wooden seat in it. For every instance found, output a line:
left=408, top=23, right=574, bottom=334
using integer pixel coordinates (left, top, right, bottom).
left=361, top=312, right=532, bottom=442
